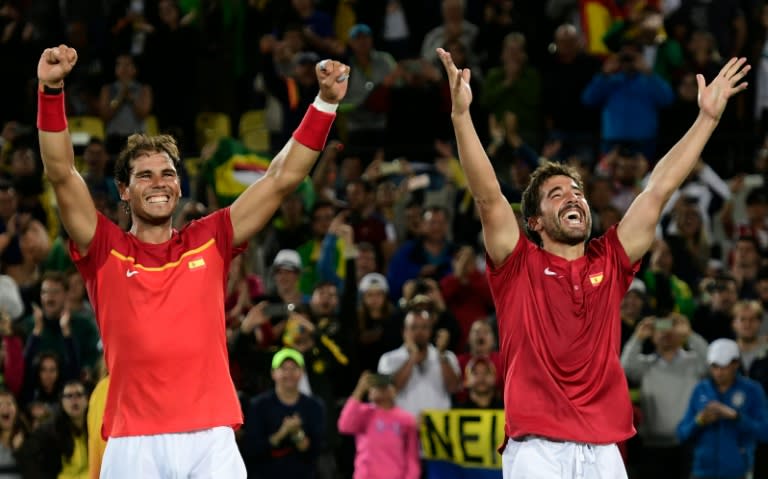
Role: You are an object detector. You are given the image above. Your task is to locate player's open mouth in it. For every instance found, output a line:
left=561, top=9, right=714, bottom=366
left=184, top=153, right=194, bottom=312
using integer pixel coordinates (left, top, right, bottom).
left=146, top=195, right=170, bottom=204
left=0, top=413, right=12, bottom=422
left=560, top=207, right=584, bottom=226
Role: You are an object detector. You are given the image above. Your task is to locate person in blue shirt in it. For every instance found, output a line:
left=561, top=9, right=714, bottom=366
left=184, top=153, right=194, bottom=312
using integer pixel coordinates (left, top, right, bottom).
left=677, top=339, right=768, bottom=479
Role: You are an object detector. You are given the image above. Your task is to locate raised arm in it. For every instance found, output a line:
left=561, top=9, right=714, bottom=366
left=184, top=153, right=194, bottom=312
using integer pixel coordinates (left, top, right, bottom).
left=37, top=45, right=98, bottom=254
left=436, top=48, right=518, bottom=266
left=230, top=60, right=349, bottom=245
left=617, top=57, right=749, bottom=263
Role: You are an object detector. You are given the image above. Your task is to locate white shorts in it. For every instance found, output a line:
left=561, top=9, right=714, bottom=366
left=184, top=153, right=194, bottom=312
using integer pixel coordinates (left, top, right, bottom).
left=502, top=437, right=627, bottom=479
left=100, top=426, right=246, bottom=479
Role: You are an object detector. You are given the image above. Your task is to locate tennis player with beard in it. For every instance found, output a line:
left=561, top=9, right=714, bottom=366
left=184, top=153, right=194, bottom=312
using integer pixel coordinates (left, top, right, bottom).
left=436, top=46, right=749, bottom=479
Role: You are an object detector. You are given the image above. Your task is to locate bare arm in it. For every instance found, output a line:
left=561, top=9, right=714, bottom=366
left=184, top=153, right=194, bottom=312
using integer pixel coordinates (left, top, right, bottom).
left=437, top=48, right=518, bottom=266
left=230, top=60, right=349, bottom=245
left=391, top=355, right=419, bottom=392
left=37, top=46, right=97, bottom=254
left=439, top=352, right=461, bottom=394
left=618, top=58, right=749, bottom=263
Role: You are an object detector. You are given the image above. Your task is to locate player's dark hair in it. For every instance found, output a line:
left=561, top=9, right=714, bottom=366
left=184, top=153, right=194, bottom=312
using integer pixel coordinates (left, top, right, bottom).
left=114, top=134, right=181, bottom=186
left=521, top=162, right=584, bottom=246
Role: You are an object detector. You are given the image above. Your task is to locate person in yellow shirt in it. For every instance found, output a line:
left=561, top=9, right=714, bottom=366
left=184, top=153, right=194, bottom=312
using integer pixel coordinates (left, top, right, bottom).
left=25, top=380, right=89, bottom=478
left=87, top=375, right=109, bottom=479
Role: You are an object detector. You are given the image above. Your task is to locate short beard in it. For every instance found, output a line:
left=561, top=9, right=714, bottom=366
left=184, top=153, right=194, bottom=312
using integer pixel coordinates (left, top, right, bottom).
left=543, top=215, right=590, bottom=245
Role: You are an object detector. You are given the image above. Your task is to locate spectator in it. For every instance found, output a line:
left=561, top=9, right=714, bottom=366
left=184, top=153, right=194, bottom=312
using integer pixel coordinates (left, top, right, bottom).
left=86, top=375, right=108, bottom=479
left=344, top=180, right=391, bottom=257
left=342, top=24, right=397, bottom=151
left=355, top=273, right=401, bottom=374
left=387, top=206, right=455, bottom=302
left=0, top=311, right=24, bottom=398
left=400, top=279, right=461, bottom=353
left=541, top=24, right=602, bottom=160
left=582, top=42, right=674, bottom=160
left=457, top=319, right=503, bottom=388
left=20, top=272, right=100, bottom=375
left=256, top=249, right=307, bottom=344
left=621, top=278, right=649, bottom=348
left=732, top=299, right=768, bottom=479
left=0, top=275, right=24, bottom=323
left=98, top=54, right=153, bottom=152
left=621, top=314, right=709, bottom=479
left=453, top=356, right=504, bottom=409
left=0, top=391, right=31, bottom=478
left=244, top=348, right=325, bottom=479
left=420, top=0, right=479, bottom=67
left=693, top=274, right=739, bottom=343
left=81, top=139, right=119, bottom=208
left=261, top=192, right=311, bottom=266
left=298, top=202, right=342, bottom=295
left=642, top=239, right=697, bottom=318
left=337, top=371, right=420, bottom=479
left=439, top=245, right=493, bottom=352
left=22, top=353, right=67, bottom=411
left=25, top=380, right=89, bottom=479
left=677, top=339, right=768, bottom=479
left=729, top=235, right=763, bottom=299
left=480, top=32, right=542, bottom=148
left=225, top=252, right=264, bottom=334
left=377, top=310, right=461, bottom=420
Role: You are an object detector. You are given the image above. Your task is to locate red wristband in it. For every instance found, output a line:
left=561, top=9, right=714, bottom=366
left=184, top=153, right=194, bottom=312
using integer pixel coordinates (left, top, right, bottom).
left=292, top=104, right=335, bottom=151
left=36, top=89, right=68, bottom=132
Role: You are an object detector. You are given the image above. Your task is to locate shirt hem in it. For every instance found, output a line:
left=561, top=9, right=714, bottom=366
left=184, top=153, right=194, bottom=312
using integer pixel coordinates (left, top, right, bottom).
left=106, top=417, right=243, bottom=439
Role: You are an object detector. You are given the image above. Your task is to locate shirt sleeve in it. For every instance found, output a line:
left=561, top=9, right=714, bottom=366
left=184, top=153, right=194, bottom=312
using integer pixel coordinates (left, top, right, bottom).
left=68, top=212, right=123, bottom=277
left=378, top=351, right=402, bottom=375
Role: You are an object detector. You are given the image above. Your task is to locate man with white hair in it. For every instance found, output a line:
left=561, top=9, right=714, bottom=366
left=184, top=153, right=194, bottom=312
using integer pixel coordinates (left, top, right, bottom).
left=677, top=339, right=768, bottom=479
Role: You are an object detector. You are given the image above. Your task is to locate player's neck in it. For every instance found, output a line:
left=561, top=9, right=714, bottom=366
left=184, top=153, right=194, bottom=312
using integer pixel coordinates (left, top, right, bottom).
left=541, top=240, right=585, bottom=261
left=130, top=219, right=174, bottom=244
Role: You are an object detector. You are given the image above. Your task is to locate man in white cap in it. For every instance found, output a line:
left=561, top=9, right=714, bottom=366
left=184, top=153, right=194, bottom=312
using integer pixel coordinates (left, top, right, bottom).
left=677, top=338, right=768, bottom=479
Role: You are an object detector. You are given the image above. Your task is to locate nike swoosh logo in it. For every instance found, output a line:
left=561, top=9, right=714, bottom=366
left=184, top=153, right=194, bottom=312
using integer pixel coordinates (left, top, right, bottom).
left=126, top=270, right=139, bottom=277
left=544, top=267, right=557, bottom=276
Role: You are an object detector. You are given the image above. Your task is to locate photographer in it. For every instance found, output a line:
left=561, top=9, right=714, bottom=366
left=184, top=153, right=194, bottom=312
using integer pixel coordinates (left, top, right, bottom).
left=582, top=41, right=674, bottom=161
left=621, top=313, right=709, bottom=479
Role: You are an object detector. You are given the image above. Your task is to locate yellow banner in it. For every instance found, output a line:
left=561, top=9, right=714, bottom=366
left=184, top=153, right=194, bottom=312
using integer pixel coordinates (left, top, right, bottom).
left=420, top=409, right=505, bottom=469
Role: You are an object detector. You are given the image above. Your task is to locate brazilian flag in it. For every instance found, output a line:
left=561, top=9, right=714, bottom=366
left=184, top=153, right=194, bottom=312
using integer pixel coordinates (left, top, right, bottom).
left=203, top=137, right=315, bottom=208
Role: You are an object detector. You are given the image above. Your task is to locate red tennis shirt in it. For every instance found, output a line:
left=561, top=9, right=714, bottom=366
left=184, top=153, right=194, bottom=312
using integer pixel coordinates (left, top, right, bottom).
left=70, top=208, right=243, bottom=439
left=486, top=226, right=639, bottom=445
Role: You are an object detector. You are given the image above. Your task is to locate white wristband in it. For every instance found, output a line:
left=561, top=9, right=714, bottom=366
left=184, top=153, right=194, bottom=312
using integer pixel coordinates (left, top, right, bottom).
left=313, top=95, right=338, bottom=113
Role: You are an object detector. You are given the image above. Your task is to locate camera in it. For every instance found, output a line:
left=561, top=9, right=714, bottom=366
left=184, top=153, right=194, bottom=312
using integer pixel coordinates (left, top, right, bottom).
left=654, top=318, right=673, bottom=331
left=263, top=303, right=296, bottom=322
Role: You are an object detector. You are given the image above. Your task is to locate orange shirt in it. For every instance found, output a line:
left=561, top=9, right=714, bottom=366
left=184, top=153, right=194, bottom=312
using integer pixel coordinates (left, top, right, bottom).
left=71, top=209, right=243, bottom=438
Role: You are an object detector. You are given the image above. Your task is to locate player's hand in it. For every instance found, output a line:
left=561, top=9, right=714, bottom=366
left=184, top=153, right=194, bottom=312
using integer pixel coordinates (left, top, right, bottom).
left=698, top=57, right=749, bottom=122
left=437, top=47, right=472, bottom=116
left=37, top=44, right=78, bottom=88
left=316, top=59, right=349, bottom=104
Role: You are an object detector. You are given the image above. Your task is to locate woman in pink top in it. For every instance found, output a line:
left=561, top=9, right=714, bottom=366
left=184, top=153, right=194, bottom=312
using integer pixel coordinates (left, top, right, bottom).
left=338, top=371, right=420, bottom=479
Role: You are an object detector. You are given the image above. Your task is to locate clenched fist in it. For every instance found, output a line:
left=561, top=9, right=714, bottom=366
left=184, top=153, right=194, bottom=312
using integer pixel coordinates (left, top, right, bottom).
left=37, top=44, right=78, bottom=88
left=315, top=59, right=350, bottom=104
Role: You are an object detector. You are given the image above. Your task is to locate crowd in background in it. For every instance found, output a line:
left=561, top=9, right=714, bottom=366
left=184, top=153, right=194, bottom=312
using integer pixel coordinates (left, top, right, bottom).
left=1, top=0, right=768, bottom=478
